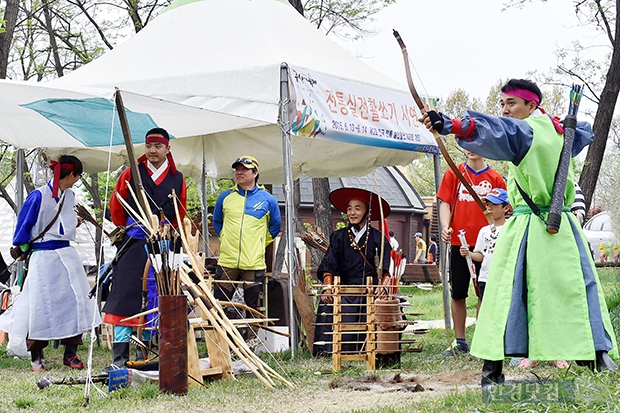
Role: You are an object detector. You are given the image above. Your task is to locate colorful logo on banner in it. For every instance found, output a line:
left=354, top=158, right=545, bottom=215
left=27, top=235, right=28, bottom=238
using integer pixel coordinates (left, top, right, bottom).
left=288, top=66, right=439, bottom=154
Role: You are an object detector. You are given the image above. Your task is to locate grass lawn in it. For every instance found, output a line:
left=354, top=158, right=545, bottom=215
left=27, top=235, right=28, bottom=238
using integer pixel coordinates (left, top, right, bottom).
left=1, top=269, right=620, bottom=412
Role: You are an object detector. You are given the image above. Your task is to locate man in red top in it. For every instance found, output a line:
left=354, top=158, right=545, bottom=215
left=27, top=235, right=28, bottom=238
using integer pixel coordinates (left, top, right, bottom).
left=102, top=127, right=186, bottom=371
left=437, top=150, right=505, bottom=355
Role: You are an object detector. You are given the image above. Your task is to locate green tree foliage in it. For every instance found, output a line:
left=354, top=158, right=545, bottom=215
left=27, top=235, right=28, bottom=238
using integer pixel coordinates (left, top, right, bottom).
left=485, top=79, right=506, bottom=116
left=303, top=0, right=396, bottom=39
left=442, top=88, right=484, bottom=117
left=4, top=0, right=172, bottom=81
left=205, top=178, right=234, bottom=207
left=403, top=154, right=441, bottom=197
left=541, top=86, right=566, bottom=117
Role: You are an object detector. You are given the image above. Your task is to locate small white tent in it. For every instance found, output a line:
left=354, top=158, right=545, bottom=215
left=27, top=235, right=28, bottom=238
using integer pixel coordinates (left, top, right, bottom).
left=52, top=0, right=436, bottom=182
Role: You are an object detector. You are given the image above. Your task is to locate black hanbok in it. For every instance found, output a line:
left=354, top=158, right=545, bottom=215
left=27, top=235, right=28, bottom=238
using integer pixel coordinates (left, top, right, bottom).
left=313, top=225, right=390, bottom=355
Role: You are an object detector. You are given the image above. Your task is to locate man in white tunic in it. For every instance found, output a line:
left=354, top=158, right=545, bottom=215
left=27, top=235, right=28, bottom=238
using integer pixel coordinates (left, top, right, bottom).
left=0, top=155, right=101, bottom=371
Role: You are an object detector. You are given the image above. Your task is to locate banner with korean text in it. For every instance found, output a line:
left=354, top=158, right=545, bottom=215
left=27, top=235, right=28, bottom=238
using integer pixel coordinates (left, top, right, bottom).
left=288, top=66, right=439, bottom=154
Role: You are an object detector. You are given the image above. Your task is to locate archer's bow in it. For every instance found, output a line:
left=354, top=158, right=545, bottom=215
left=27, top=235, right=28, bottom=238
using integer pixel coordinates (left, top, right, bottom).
left=392, top=30, right=493, bottom=228
left=393, top=30, right=492, bottom=357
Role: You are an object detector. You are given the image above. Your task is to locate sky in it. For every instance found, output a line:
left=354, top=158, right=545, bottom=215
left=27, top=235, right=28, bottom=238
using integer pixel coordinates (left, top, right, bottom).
left=331, top=0, right=605, bottom=105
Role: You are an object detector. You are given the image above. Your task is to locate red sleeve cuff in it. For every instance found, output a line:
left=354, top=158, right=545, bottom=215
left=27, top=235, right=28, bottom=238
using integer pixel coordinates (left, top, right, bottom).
left=451, top=119, right=463, bottom=136
left=452, top=118, right=476, bottom=141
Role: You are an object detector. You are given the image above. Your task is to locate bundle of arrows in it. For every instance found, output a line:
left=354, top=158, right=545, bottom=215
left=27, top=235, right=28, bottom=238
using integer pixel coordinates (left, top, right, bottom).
left=113, top=187, right=295, bottom=389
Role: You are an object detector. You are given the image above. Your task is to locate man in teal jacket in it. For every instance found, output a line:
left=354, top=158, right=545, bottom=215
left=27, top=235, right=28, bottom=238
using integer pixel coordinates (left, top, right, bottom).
left=213, top=155, right=281, bottom=315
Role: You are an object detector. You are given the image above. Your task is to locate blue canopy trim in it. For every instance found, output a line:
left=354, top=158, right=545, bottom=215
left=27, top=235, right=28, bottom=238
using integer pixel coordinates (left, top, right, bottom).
left=321, top=130, right=440, bottom=154
left=22, top=98, right=163, bottom=147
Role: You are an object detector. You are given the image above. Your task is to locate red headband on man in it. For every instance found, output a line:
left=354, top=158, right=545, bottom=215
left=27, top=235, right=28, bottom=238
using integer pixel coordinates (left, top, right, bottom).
left=503, top=88, right=541, bottom=107
left=49, top=160, right=77, bottom=198
left=503, top=88, right=564, bottom=134
left=145, top=135, right=169, bottom=146
left=137, top=134, right=178, bottom=174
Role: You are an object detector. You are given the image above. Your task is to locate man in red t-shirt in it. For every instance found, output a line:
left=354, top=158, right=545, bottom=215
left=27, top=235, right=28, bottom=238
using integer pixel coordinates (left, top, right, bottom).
left=437, top=150, right=505, bottom=355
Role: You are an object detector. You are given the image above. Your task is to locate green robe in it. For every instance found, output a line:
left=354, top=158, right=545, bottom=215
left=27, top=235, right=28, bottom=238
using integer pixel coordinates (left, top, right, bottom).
left=470, top=115, right=617, bottom=361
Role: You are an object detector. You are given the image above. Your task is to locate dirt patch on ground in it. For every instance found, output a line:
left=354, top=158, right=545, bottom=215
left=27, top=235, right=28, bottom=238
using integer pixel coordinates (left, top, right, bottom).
left=259, top=371, right=481, bottom=413
left=416, top=370, right=481, bottom=391
left=329, top=370, right=480, bottom=394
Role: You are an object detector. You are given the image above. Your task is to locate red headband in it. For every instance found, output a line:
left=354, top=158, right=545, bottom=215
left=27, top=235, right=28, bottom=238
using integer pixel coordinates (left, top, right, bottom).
left=145, top=135, right=169, bottom=146
left=139, top=136, right=178, bottom=174
left=49, top=160, right=77, bottom=198
left=503, top=89, right=564, bottom=133
left=503, top=88, right=541, bottom=106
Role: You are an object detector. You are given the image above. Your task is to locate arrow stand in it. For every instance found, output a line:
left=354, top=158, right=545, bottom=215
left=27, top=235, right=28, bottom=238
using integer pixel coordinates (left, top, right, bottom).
left=331, top=276, right=376, bottom=372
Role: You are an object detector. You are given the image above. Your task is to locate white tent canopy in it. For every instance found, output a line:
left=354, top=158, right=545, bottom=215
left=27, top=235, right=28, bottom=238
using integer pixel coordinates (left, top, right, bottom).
left=52, top=0, right=436, bottom=182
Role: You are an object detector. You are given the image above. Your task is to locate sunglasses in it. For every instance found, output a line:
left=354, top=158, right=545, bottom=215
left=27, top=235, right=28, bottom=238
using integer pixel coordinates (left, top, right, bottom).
left=234, top=157, right=258, bottom=167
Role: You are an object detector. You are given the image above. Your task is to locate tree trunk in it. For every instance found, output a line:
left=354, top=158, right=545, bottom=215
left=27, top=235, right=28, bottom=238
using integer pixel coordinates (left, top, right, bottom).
left=125, top=0, right=145, bottom=33
left=42, top=0, right=64, bottom=77
left=0, top=0, right=19, bottom=79
left=272, top=178, right=305, bottom=279
left=579, top=9, right=620, bottom=211
left=81, top=173, right=105, bottom=264
left=73, top=0, right=115, bottom=50
left=310, top=177, right=332, bottom=266
left=0, top=183, right=17, bottom=214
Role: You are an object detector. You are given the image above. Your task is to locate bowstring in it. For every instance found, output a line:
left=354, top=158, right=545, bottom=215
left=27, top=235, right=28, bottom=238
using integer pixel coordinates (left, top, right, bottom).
left=404, top=50, right=457, bottom=355
left=84, top=98, right=118, bottom=402
left=406, top=53, right=437, bottom=111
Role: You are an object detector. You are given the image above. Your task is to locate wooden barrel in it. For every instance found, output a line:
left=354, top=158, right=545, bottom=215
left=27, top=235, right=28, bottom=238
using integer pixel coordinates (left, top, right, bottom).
left=375, top=298, right=401, bottom=331
left=375, top=298, right=401, bottom=354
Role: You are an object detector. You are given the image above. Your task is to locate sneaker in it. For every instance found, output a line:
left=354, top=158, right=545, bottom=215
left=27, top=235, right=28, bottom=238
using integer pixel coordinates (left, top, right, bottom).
left=509, top=357, right=523, bottom=367
left=31, top=359, right=47, bottom=372
left=517, top=358, right=538, bottom=369
left=441, top=343, right=469, bottom=356
left=63, top=355, right=85, bottom=369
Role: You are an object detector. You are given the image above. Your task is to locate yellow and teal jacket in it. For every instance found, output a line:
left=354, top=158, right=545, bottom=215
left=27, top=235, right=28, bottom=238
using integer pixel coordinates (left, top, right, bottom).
left=213, top=184, right=281, bottom=270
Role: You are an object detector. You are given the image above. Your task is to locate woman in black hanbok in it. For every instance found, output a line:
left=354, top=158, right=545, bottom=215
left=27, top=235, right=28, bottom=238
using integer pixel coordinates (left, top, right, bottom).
left=313, top=188, right=391, bottom=356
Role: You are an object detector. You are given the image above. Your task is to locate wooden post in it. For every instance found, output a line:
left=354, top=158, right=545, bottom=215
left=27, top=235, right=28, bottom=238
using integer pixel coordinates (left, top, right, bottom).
left=114, top=89, right=150, bottom=216
left=204, top=329, right=234, bottom=379
left=186, top=328, right=203, bottom=386
left=366, top=275, right=376, bottom=371
left=331, top=276, right=342, bottom=372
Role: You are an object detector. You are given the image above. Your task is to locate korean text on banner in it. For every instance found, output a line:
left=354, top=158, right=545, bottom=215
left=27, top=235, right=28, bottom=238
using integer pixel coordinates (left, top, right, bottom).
left=288, top=66, right=439, bottom=154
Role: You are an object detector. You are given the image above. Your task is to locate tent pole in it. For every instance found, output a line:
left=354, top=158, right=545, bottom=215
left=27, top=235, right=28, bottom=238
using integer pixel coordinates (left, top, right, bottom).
left=201, top=153, right=210, bottom=257
left=16, top=149, right=25, bottom=208
left=13, top=149, right=25, bottom=285
left=280, top=63, right=297, bottom=358
left=433, top=153, right=450, bottom=331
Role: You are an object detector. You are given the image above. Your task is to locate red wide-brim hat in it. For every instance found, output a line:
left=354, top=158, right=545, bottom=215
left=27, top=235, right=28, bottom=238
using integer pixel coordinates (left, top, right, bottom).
left=329, top=187, right=391, bottom=221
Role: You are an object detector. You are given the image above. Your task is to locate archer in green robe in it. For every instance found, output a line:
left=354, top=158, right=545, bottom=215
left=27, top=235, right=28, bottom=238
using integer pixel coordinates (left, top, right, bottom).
left=421, top=78, right=617, bottom=385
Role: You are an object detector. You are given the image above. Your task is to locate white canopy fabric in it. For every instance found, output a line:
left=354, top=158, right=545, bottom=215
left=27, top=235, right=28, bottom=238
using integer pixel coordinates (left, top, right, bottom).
left=51, top=0, right=435, bottom=182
